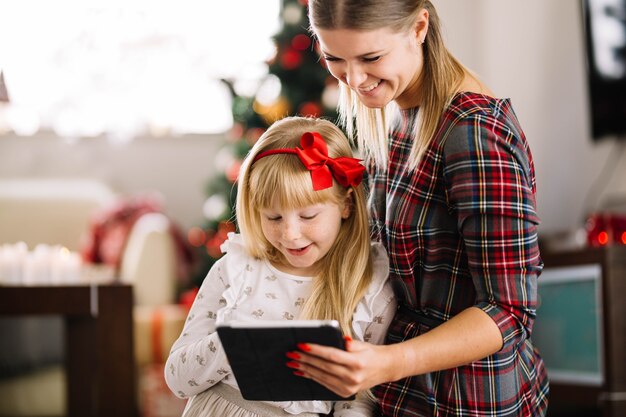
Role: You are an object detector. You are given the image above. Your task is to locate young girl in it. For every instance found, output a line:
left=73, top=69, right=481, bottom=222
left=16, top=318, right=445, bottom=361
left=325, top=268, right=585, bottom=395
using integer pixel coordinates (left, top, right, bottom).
left=164, top=116, right=396, bottom=417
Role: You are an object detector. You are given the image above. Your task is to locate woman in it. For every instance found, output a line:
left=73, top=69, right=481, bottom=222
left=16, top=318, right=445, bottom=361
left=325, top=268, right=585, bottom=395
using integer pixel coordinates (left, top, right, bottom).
left=287, top=1, right=549, bottom=416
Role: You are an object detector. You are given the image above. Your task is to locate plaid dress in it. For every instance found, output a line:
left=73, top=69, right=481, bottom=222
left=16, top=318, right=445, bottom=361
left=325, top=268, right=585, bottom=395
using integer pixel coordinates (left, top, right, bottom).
left=369, top=92, right=549, bottom=417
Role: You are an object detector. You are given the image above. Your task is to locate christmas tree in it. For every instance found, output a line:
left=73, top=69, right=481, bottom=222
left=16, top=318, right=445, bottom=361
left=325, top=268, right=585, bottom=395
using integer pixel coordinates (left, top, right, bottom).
left=186, top=0, right=339, bottom=288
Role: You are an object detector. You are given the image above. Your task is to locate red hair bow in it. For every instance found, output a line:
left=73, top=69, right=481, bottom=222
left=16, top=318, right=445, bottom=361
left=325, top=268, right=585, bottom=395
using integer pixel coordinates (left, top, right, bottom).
left=253, top=131, right=365, bottom=191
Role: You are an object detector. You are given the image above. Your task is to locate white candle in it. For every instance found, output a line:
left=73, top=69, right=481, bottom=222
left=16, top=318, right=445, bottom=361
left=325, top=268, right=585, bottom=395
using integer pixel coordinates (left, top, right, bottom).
left=65, top=251, right=82, bottom=283
left=22, top=251, right=37, bottom=284
left=0, top=245, right=8, bottom=283
left=31, top=244, right=52, bottom=283
left=0, top=243, right=24, bottom=284
left=13, top=242, right=28, bottom=283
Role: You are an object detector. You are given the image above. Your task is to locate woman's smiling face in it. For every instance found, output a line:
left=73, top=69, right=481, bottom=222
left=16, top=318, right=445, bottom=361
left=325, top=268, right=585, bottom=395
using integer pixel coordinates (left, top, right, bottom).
left=315, top=26, right=424, bottom=109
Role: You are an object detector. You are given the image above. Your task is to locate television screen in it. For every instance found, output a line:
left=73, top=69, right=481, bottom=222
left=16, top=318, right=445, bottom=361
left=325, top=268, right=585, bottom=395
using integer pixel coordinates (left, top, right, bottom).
left=582, top=0, right=626, bottom=140
left=533, top=264, right=604, bottom=385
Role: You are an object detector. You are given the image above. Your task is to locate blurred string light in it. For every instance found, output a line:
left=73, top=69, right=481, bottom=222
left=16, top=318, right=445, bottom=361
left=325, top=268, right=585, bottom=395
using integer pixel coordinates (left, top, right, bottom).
left=0, top=0, right=280, bottom=142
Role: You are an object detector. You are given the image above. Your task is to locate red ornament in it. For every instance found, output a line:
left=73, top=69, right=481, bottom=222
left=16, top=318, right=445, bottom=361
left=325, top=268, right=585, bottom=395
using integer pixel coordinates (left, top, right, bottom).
left=226, top=160, right=242, bottom=183
left=204, top=229, right=221, bottom=259
left=187, top=227, right=206, bottom=247
left=298, top=101, right=322, bottom=118
left=280, top=48, right=303, bottom=70
left=205, top=243, right=222, bottom=259
left=178, top=287, right=199, bottom=311
left=217, top=221, right=236, bottom=236
left=204, top=221, right=236, bottom=259
left=245, top=127, right=266, bottom=144
left=291, top=34, right=311, bottom=51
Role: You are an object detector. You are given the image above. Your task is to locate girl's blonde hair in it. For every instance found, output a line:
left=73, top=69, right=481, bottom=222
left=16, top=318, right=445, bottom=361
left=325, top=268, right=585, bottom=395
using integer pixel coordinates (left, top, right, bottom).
left=308, top=0, right=469, bottom=169
left=236, top=116, right=373, bottom=335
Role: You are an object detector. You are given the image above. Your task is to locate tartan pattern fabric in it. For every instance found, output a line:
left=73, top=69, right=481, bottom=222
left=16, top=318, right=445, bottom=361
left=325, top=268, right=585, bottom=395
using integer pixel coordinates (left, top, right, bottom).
left=369, top=93, right=549, bottom=416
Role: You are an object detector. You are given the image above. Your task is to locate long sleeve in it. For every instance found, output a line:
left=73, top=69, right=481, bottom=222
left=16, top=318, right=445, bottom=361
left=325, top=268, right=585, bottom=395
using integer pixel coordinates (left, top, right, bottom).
left=164, top=256, right=234, bottom=399
left=442, top=112, right=542, bottom=351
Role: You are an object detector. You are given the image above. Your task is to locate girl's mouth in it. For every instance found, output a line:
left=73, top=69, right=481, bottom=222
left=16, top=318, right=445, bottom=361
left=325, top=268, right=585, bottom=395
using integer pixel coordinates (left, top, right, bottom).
left=287, top=244, right=311, bottom=256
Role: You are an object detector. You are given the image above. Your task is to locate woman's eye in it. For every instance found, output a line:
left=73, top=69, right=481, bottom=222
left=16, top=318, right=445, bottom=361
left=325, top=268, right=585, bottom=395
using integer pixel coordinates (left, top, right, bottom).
left=363, top=56, right=381, bottom=63
left=323, top=56, right=340, bottom=62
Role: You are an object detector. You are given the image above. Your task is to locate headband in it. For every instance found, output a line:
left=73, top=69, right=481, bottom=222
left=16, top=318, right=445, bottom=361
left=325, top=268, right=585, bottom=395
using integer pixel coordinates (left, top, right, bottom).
left=253, top=131, right=365, bottom=191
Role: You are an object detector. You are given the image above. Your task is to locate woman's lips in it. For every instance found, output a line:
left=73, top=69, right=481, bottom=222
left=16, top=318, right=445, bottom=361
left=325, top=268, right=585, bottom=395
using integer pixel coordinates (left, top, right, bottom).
left=359, top=80, right=381, bottom=93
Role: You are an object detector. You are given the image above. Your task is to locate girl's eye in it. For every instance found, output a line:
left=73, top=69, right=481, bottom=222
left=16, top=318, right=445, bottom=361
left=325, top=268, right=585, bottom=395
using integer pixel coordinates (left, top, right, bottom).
left=266, top=215, right=281, bottom=221
left=301, top=214, right=318, bottom=220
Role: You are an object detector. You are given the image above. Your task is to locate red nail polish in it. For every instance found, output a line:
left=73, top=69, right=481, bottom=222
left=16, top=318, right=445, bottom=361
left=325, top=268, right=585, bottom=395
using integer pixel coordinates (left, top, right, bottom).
left=286, top=361, right=300, bottom=369
left=286, top=351, right=301, bottom=360
left=297, top=343, right=311, bottom=352
left=344, top=335, right=352, bottom=342
left=293, top=370, right=305, bottom=376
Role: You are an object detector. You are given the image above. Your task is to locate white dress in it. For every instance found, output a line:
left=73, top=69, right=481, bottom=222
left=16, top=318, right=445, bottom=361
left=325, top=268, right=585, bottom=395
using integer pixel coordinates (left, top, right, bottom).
left=165, top=233, right=396, bottom=417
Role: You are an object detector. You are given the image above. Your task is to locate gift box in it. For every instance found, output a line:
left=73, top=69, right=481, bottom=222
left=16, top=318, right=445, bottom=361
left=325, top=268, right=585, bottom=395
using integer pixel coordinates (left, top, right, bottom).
left=134, top=304, right=186, bottom=366
left=134, top=304, right=188, bottom=417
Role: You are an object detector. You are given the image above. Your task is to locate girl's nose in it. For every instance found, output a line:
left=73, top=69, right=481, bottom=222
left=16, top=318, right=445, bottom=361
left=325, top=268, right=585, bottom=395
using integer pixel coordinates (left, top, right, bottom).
left=282, top=220, right=301, bottom=241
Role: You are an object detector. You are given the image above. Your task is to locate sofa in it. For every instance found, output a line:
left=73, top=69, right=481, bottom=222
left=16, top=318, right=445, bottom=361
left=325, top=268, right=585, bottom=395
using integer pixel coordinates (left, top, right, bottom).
left=0, top=178, right=188, bottom=416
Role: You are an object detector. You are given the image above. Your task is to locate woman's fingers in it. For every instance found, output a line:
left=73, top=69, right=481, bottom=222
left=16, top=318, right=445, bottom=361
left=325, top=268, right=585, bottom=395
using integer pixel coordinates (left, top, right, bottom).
left=296, top=343, right=362, bottom=379
left=290, top=357, right=360, bottom=397
left=286, top=340, right=375, bottom=397
left=293, top=346, right=355, bottom=379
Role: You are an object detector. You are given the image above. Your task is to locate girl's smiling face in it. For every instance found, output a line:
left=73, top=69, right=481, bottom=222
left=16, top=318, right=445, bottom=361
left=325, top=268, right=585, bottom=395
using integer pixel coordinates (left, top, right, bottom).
left=260, top=201, right=349, bottom=276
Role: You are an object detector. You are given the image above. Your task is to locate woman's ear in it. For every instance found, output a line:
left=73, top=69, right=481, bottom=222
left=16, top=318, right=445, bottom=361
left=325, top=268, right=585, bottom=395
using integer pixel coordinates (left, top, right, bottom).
left=342, top=189, right=354, bottom=219
left=415, top=8, right=429, bottom=44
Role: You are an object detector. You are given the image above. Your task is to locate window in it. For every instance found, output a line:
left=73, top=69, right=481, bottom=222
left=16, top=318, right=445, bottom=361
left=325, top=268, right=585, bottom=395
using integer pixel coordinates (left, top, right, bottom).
left=0, top=0, right=280, bottom=140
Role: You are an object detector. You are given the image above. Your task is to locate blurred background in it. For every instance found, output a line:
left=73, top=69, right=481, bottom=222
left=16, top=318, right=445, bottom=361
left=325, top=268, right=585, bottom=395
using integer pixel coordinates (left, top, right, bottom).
left=1, top=0, right=625, bottom=416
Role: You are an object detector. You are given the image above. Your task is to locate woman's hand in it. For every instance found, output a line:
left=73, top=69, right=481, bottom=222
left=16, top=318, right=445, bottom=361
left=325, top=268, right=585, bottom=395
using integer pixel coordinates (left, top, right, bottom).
left=286, top=338, right=398, bottom=398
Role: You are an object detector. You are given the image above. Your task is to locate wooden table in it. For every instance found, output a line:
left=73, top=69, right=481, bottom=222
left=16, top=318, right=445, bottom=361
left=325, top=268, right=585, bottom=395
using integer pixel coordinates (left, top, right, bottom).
left=0, top=283, right=138, bottom=417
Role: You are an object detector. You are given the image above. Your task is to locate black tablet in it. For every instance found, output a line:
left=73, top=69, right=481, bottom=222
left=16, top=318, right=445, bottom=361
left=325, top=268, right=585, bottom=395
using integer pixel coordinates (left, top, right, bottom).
left=216, top=319, right=353, bottom=401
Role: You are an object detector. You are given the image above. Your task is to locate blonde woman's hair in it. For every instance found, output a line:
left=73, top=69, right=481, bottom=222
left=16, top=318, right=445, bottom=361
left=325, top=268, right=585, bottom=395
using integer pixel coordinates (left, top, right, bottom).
left=308, top=0, right=469, bottom=169
left=236, top=116, right=373, bottom=335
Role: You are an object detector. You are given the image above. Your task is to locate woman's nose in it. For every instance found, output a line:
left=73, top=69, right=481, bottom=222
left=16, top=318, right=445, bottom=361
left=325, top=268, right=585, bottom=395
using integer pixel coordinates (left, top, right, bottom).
left=345, top=63, right=367, bottom=89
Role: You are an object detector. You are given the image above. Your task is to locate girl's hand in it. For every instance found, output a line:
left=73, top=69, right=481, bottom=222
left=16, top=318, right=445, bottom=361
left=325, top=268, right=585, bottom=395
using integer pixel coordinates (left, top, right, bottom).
left=286, top=338, right=397, bottom=398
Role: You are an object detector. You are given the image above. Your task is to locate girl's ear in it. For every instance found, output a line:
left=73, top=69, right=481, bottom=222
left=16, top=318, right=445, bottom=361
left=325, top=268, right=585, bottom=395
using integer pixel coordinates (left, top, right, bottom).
left=341, top=189, right=354, bottom=219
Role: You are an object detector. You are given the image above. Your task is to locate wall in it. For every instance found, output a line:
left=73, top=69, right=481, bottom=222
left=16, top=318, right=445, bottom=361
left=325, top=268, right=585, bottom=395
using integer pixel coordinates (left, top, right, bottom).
left=1, top=0, right=626, bottom=237
left=0, top=131, right=225, bottom=231
left=436, top=0, right=626, bottom=235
